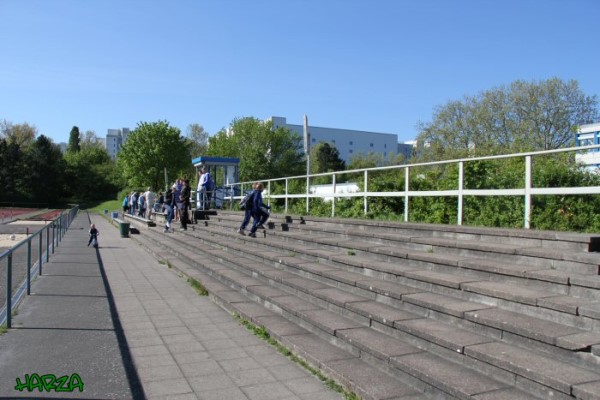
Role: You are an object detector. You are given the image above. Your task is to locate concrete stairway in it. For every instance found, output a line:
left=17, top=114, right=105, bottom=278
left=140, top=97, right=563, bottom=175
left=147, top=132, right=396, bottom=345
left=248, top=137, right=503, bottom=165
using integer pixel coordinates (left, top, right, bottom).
left=130, top=211, right=600, bottom=400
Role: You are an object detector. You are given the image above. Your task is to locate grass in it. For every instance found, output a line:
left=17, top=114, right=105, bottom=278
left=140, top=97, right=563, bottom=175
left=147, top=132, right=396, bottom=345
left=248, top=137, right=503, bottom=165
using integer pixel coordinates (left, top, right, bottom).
left=0, top=325, right=7, bottom=335
left=83, top=199, right=122, bottom=214
left=233, top=313, right=361, bottom=400
left=347, top=250, right=356, bottom=256
left=187, top=277, right=208, bottom=296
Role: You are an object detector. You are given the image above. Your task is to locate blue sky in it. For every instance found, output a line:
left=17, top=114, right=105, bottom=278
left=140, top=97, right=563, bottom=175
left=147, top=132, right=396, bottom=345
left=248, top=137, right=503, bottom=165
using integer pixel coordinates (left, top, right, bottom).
left=1, top=0, right=598, bottom=145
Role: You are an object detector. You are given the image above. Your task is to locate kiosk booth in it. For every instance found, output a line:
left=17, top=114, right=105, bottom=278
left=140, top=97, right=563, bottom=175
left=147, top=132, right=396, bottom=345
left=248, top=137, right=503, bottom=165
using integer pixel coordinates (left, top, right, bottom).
left=191, top=156, right=239, bottom=219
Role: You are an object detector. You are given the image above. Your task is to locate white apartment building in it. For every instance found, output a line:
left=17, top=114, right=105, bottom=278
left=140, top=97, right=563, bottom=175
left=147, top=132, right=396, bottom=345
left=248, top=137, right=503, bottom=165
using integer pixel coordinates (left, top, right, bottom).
left=576, top=122, right=600, bottom=169
left=105, top=128, right=130, bottom=159
left=269, top=116, right=411, bottom=164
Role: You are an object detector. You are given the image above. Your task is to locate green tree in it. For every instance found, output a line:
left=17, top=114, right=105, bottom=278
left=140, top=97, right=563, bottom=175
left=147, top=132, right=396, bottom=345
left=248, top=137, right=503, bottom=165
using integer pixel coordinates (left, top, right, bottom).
left=0, top=139, right=25, bottom=201
left=68, top=126, right=81, bottom=153
left=309, top=142, right=345, bottom=174
left=417, top=78, right=599, bottom=160
left=207, top=117, right=305, bottom=181
left=0, top=120, right=37, bottom=147
left=80, top=130, right=103, bottom=149
left=64, top=145, right=119, bottom=201
left=117, top=120, right=190, bottom=190
left=186, top=123, right=209, bottom=158
left=22, top=135, right=65, bottom=204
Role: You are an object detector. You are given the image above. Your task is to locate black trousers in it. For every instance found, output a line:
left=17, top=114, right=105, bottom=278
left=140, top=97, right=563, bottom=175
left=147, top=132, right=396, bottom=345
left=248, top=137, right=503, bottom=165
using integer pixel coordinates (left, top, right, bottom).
left=180, top=203, right=189, bottom=229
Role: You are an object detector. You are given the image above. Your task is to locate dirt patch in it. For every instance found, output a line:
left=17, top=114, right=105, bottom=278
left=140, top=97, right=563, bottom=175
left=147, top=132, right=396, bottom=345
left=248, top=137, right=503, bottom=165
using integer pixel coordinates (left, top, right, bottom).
left=0, top=233, right=30, bottom=249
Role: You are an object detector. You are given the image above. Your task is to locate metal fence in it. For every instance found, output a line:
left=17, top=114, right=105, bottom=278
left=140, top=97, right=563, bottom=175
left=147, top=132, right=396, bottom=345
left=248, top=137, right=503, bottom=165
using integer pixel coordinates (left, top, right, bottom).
left=0, top=206, right=79, bottom=328
left=224, top=144, right=600, bottom=229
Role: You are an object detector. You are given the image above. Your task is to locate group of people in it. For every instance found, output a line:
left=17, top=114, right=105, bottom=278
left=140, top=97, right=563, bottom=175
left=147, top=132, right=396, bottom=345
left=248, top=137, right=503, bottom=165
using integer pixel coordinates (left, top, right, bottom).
left=117, top=168, right=271, bottom=238
left=161, top=178, right=191, bottom=232
left=123, top=188, right=162, bottom=220
left=237, top=182, right=270, bottom=238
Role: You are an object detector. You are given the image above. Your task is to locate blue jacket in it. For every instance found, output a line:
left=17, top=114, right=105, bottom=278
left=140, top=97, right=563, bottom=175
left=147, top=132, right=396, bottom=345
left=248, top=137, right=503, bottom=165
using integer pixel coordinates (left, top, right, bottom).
left=252, top=190, right=270, bottom=214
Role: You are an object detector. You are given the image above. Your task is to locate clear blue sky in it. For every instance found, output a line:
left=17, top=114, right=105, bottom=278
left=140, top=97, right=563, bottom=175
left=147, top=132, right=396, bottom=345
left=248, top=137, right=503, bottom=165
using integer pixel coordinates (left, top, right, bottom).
left=1, top=0, right=598, bottom=145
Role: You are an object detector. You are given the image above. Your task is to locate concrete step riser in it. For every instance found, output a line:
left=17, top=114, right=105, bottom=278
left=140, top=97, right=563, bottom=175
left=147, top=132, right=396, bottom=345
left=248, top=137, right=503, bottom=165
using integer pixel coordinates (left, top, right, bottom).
left=144, top=231, right=586, bottom=400
left=293, top=217, right=595, bottom=253
left=141, top=233, right=508, bottom=400
left=301, top=228, right=597, bottom=276
left=158, top=221, right=600, bottom=338
left=141, top=227, right=600, bottom=380
left=213, top=216, right=600, bottom=277
left=193, top=223, right=600, bottom=332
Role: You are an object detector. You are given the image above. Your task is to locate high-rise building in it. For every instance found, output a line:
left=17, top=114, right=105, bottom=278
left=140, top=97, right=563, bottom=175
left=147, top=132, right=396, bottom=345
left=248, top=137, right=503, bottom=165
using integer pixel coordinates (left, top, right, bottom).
left=105, top=128, right=130, bottom=159
left=269, top=116, right=412, bottom=164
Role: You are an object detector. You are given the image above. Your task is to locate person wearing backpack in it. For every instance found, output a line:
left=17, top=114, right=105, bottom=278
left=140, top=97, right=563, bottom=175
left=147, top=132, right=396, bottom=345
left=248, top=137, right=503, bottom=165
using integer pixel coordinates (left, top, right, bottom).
left=248, top=182, right=271, bottom=238
left=237, top=182, right=258, bottom=235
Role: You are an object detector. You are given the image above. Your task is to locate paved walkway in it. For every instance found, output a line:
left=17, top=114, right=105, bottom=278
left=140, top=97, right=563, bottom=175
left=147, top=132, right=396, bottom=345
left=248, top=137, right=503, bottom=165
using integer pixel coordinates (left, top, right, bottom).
left=0, top=212, right=342, bottom=399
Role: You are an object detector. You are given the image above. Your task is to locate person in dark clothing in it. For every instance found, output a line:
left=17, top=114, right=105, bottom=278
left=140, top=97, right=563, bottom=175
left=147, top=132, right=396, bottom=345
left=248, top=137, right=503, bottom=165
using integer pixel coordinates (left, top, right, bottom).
left=87, top=224, right=99, bottom=247
left=179, top=179, right=191, bottom=231
left=237, top=182, right=258, bottom=235
left=248, top=182, right=270, bottom=238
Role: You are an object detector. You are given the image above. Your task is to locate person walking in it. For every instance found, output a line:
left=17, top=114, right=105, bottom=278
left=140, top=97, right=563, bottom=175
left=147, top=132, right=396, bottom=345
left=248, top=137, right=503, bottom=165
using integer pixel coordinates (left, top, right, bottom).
left=248, top=182, right=270, bottom=238
left=179, top=179, right=191, bottom=231
left=87, top=224, right=99, bottom=247
left=144, top=187, right=156, bottom=220
left=237, top=182, right=257, bottom=235
left=163, top=186, right=174, bottom=233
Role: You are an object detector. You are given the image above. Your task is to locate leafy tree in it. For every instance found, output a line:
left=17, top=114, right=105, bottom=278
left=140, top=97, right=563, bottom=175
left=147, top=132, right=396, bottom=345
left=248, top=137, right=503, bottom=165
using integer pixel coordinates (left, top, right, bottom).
left=117, top=120, right=190, bottom=190
left=0, top=120, right=37, bottom=147
left=64, top=145, right=119, bottom=201
left=417, top=78, right=599, bottom=160
left=81, top=130, right=103, bottom=149
left=0, top=139, right=25, bottom=201
left=68, top=126, right=81, bottom=153
left=309, top=142, right=345, bottom=174
left=207, top=117, right=305, bottom=181
left=22, top=135, right=65, bottom=204
left=186, top=123, right=209, bottom=158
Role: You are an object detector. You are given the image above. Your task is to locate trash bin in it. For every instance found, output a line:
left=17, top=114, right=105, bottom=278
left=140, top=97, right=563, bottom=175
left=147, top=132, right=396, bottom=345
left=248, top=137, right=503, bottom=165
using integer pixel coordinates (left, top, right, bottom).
left=119, top=221, right=130, bottom=238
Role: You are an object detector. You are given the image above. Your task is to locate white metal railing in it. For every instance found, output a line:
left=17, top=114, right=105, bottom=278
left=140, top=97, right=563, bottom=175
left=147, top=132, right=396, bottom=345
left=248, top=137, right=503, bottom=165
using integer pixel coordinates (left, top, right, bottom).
left=225, top=145, right=600, bottom=229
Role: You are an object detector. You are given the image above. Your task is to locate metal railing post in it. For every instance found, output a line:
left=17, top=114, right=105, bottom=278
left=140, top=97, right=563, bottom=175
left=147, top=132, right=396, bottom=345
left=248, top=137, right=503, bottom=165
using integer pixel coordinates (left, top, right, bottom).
left=46, top=224, right=50, bottom=262
left=6, top=253, right=12, bottom=328
left=39, top=232, right=43, bottom=276
left=458, top=161, right=464, bottom=225
left=52, top=222, right=55, bottom=254
left=524, top=155, right=532, bottom=229
left=285, top=179, right=289, bottom=214
left=404, top=167, right=410, bottom=222
left=27, top=240, right=31, bottom=295
left=332, top=173, right=337, bottom=218
left=364, top=170, right=368, bottom=215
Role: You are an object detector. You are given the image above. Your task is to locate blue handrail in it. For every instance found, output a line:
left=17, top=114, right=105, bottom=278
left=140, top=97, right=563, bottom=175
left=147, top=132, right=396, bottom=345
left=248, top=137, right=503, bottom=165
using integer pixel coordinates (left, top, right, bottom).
left=0, top=205, right=79, bottom=328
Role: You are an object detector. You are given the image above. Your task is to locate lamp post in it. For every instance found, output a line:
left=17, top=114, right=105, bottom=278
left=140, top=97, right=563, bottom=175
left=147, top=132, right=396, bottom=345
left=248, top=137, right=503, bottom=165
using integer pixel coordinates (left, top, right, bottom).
left=304, top=115, right=310, bottom=213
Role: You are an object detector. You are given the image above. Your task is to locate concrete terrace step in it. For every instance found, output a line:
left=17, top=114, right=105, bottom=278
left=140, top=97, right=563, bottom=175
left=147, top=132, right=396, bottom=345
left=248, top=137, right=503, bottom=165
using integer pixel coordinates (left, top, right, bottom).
left=200, top=219, right=594, bottom=334
left=219, top=211, right=600, bottom=276
left=285, top=220, right=600, bottom=276
left=193, top=220, right=600, bottom=333
left=135, top=224, right=600, bottom=399
left=215, top=213, right=600, bottom=299
left=279, top=213, right=600, bottom=252
left=137, top=227, right=546, bottom=399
